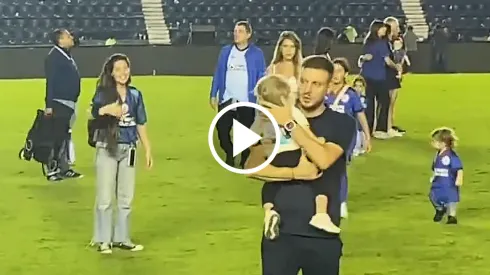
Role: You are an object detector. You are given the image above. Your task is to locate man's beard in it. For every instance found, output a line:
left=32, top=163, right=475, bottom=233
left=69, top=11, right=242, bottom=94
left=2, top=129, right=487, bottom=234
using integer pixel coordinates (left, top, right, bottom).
left=300, top=98, right=325, bottom=113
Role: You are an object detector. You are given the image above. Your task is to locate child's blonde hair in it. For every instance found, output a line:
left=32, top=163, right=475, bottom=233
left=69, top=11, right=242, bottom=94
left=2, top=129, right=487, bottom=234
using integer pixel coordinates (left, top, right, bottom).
left=255, top=74, right=292, bottom=106
left=431, top=127, right=458, bottom=148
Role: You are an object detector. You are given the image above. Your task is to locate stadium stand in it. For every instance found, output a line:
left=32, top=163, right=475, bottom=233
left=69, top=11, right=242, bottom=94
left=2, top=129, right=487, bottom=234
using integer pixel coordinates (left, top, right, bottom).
left=0, top=0, right=147, bottom=45
left=422, top=0, right=490, bottom=40
left=0, top=0, right=489, bottom=45
left=163, top=0, right=406, bottom=45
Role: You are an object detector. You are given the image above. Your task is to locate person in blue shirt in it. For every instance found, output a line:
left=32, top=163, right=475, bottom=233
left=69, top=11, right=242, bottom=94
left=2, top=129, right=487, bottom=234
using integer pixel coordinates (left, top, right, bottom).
left=361, top=20, right=400, bottom=140
left=325, top=58, right=371, bottom=153
left=89, top=53, right=153, bottom=254
left=352, top=76, right=368, bottom=156
left=209, top=20, right=266, bottom=168
left=429, top=127, right=463, bottom=225
left=324, top=58, right=371, bottom=219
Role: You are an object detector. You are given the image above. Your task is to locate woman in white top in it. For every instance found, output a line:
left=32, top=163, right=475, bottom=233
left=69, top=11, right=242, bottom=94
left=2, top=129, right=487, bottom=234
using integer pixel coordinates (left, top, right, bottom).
left=267, top=31, right=302, bottom=94
left=253, top=31, right=302, bottom=139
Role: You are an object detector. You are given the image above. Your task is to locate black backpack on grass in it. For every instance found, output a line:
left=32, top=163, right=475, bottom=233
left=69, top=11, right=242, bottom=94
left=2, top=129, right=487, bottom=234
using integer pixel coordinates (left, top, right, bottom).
left=18, top=109, right=62, bottom=175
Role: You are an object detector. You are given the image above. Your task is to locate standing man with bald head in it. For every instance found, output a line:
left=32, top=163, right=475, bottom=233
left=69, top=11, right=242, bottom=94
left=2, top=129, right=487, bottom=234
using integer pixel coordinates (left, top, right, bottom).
left=383, top=16, right=406, bottom=136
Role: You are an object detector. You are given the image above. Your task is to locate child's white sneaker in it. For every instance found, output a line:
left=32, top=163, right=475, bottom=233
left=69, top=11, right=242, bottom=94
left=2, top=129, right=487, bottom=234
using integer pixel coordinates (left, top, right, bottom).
left=309, top=213, right=341, bottom=233
left=264, top=210, right=281, bottom=240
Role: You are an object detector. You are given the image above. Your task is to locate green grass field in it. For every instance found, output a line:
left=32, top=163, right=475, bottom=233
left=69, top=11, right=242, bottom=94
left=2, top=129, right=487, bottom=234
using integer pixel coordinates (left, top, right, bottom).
left=1, top=74, right=489, bottom=275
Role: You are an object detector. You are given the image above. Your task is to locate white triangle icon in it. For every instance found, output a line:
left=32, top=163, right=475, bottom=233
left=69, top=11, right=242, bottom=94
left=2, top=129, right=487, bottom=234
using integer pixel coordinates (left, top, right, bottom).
left=232, top=119, right=262, bottom=157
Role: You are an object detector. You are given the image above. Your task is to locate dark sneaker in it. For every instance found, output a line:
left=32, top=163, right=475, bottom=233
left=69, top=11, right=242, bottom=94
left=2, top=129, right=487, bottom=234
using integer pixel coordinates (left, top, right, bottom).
left=433, top=208, right=446, bottom=222
left=392, top=126, right=406, bottom=133
left=98, top=242, right=113, bottom=254
left=447, top=216, right=458, bottom=225
left=47, top=174, right=64, bottom=182
left=113, top=242, right=144, bottom=252
left=62, top=169, right=83, bottom=179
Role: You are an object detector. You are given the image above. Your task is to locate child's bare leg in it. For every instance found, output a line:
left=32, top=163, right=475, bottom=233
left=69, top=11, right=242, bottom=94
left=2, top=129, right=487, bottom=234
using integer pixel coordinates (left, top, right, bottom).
left=315, top=195, right=327, bottom=214
left=309, top=195, right=341, bottom=233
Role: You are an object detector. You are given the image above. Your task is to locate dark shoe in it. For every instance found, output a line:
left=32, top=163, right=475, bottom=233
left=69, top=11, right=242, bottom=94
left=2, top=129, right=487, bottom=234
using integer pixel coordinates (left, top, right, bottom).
left=113, top=242, right=144, bottom=252
left=392, top=126, right=406, bottom=133
left=433, top=208, right=446, bottom=222
left=447, top=216, right=458, bottom=225
left=62, top=169, right=83, bottom=179
left=47, top=174, right=64, bottom=182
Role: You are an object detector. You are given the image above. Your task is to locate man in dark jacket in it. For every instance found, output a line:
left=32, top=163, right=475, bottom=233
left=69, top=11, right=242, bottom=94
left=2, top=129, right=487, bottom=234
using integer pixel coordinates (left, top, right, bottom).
left=44, top=28, right=82, bottom=181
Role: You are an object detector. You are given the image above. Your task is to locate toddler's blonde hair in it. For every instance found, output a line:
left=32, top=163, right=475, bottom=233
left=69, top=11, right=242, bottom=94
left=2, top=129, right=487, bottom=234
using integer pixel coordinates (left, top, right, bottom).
left=255, top=74, right=292, bottom=106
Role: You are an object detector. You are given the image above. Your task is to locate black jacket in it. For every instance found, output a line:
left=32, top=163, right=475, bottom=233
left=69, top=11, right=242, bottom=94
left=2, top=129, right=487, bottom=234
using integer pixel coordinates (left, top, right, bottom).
left=44, top=46, right=81, bottom=108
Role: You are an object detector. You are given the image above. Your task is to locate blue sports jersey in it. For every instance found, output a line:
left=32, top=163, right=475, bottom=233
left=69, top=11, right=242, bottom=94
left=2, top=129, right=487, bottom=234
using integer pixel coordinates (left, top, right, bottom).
left=324, top=87, right=364, bottom=117
left=91, top=86, right=148, bottom=144
left=430, top=149, right=463, bottom=203
left=324, top=87, right=361, bottom=162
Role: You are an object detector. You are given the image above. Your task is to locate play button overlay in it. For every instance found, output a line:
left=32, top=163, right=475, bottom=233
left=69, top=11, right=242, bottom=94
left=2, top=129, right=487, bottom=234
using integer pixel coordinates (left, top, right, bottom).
left=208, top=102, right=281, bottom=175
left=232, top=119, right=262, bottom=157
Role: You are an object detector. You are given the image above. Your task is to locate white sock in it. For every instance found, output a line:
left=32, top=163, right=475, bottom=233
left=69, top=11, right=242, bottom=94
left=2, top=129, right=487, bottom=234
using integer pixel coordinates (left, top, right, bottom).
left=340, top=202, right=348, bottom=218
left=69, top=139, right=76, bottom=164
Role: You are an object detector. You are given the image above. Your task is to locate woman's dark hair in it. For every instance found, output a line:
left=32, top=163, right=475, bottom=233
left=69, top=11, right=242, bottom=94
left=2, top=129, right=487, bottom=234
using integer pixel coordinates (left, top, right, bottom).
left=431, top=127, right=458, bottom=148
left=363, top=20, right=385, bottom=46
left=313, top=27, right=336, bottom=55
left=384, top=23, right=392, bottom=40
left=96, top=53, right=132, bottom=155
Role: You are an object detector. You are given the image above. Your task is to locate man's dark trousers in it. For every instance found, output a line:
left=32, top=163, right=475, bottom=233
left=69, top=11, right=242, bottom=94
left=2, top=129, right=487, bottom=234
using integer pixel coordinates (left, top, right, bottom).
left=261, top=234, right=342, bottom=275
left=47, top=101, right=74, bottom=175
left=216, top=99, right=255, bottom=166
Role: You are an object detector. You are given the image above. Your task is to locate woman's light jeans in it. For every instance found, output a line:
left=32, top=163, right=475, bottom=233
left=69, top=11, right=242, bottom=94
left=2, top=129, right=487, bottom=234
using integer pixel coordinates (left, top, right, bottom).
left=93, top=143, right=136, bottom=244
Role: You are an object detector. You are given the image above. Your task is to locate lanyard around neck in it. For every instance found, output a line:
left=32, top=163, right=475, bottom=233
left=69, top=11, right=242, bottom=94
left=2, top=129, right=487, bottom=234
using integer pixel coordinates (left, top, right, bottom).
left=54, top=46, right=73, bottom=61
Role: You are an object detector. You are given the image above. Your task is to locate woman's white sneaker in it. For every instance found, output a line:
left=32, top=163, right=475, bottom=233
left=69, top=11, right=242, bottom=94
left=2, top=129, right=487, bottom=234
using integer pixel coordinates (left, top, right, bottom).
left=113, top=242, right=144, bottom=252
left=388, top=129, right=403, bottom=137
left=98, top=243, right=113, bottom=254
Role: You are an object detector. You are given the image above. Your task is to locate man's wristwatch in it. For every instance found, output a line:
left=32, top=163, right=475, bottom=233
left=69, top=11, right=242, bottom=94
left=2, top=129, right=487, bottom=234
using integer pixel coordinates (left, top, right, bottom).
left=283, top=120, right=297, bottom=133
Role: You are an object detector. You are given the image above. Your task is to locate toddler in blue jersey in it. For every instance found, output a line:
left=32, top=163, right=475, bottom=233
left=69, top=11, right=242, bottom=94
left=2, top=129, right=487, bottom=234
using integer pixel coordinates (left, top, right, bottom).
left=352, top=76, right=368, bottom=156
left=429, top=127, right=463, bottom=224
left=250, top=75, right=341, bottom=238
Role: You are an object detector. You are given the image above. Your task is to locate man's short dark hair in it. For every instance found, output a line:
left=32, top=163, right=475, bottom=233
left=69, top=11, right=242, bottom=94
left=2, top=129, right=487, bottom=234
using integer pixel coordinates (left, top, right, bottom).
left=332, top=57, right=351, bottom=73
left=235, top=21, right=252, bottom=33
left=302, top=55, right=334, bottom=75
left=407, top=25, right=413, bottom=31
left=51, top=28, right=67, bottom=45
